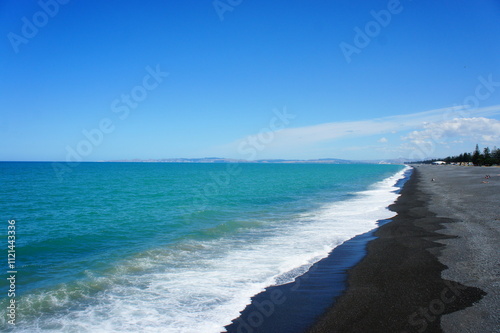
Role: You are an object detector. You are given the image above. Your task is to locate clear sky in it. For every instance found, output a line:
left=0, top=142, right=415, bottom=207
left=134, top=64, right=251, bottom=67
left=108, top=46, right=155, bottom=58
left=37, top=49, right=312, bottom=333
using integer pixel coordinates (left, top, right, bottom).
left=1, top=0, right=500, bottom=162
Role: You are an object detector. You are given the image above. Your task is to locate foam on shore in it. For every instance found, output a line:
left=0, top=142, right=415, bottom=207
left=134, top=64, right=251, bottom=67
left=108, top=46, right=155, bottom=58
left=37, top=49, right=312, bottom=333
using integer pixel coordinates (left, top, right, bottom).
left=1, top=166, right=409, bottom=333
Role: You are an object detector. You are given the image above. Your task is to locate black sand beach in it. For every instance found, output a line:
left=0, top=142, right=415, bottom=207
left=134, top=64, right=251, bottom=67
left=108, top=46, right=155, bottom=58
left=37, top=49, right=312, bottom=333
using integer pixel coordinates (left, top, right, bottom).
left=309, top=165, right=498, bottom=333
left=226, top=165, right=499, bottom=333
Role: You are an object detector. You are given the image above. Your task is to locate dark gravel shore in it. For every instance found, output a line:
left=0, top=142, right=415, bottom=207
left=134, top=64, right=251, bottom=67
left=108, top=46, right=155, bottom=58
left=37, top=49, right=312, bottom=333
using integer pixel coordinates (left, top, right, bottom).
left=417, top=165, right=499, bottom=333
left=309, top=165, right=499, bottom=333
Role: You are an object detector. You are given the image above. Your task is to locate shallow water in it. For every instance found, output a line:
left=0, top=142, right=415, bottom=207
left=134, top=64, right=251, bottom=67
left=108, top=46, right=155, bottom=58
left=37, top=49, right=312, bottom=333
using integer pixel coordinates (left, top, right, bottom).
left=0, top=162, right=407, bottom=332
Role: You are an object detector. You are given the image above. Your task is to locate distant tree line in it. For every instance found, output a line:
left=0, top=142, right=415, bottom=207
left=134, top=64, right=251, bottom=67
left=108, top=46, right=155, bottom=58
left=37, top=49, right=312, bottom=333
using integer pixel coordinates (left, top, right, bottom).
left=417, top=145, right=500, bottom=166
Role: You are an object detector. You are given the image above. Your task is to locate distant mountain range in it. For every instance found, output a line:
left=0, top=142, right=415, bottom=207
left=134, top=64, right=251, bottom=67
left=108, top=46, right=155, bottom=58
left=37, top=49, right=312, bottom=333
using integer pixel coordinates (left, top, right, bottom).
left=102, top=157, right=412, bottom=164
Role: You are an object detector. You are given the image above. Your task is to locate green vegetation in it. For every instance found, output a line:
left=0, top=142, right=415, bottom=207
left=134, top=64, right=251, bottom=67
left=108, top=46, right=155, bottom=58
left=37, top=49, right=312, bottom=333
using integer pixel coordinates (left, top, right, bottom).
left=417, top=144, right=500, bottom=166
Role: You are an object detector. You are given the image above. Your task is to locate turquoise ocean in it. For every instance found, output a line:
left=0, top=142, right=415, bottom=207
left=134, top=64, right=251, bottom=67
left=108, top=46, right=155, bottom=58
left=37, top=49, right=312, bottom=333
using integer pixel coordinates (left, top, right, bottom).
left=1, top=162, right=408, bottom=332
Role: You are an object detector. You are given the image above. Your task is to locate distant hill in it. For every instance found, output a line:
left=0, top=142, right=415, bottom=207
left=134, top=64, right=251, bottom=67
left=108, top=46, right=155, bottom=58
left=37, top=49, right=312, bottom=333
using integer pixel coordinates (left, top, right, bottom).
left=103, top=157, right=405, bottom=164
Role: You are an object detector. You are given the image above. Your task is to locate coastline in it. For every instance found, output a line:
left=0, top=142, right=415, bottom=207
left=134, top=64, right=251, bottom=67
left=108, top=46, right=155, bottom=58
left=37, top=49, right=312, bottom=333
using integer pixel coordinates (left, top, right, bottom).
left=308, top=165, right=497, bottom=332
left=224, top=167, right=411, bottom=333
left=224, top=218, right=393, bottom=333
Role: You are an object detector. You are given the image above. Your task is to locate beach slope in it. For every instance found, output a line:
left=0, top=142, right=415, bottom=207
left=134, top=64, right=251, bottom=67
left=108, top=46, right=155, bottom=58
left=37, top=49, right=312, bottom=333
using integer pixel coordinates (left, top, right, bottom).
left=308, top=165, right=498, bottom=332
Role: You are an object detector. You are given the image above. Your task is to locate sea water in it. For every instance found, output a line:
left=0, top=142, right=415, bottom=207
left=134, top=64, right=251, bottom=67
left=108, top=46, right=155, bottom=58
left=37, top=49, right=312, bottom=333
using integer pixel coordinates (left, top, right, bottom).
left=0, top=162, right=408, bottom=332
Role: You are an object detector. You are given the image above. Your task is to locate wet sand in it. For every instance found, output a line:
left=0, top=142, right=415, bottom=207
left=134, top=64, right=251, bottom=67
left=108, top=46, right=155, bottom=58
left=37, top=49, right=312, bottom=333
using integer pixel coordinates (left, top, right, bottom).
left=308, top=165, right=499, bottom=332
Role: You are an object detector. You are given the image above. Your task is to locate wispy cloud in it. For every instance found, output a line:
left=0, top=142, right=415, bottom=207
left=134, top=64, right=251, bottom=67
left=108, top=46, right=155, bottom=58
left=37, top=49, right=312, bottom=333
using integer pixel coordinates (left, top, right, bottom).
left=208, top=104, right=500, bottom=159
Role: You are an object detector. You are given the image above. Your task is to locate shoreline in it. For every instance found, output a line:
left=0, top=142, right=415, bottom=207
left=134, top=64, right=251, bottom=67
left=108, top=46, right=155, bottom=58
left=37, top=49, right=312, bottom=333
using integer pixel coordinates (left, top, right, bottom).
left=225, top=165, right=498, bottom=332
left=309, top=165, right=497, bottom=332
left=224, top=218, right=393, bottom=333
left=224, top=167, right=412, bottom=333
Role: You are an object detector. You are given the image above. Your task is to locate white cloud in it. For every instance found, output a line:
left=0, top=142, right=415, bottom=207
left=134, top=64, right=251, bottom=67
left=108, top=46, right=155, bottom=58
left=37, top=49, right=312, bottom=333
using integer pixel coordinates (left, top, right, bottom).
left=207, top=104, right=500, bottom=159
left=404, top=117, right=500, bottom=144
left=258, top=105, right=500, bottom=150
left=378, top=137, right=388, bottom=143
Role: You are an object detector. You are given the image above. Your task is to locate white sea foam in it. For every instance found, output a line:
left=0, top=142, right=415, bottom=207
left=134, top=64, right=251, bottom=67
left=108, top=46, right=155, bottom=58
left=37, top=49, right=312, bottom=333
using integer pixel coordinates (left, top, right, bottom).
left=11, top=166, right=411, bottom=333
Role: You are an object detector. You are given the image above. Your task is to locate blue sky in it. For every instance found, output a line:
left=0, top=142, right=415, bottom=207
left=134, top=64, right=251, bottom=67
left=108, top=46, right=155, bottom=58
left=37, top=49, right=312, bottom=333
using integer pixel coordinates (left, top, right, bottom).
left=1, top=0, right=500, bottom=161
